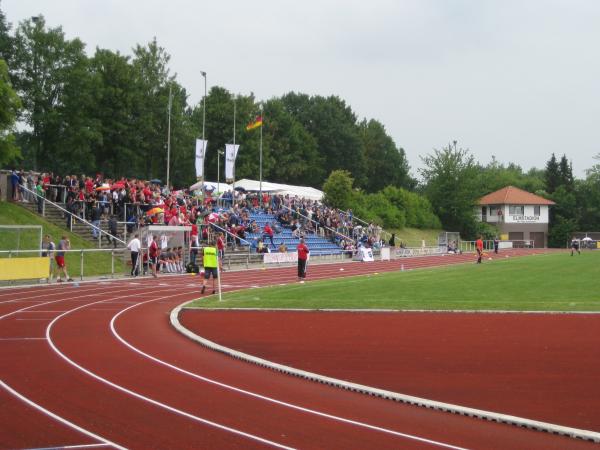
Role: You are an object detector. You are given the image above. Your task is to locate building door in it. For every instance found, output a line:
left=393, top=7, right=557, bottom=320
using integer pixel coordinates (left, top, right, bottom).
left=509, top=232, right=524, bottom=246
left=530, top=232, right=545, bottom=248
left=481, top=207, right=487, bottom=222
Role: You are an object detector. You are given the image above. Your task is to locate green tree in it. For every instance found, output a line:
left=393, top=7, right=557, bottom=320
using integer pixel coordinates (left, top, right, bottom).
left=0, top=58, right=21, bottom=165
left=358, top=119, right=413, bottom=191
left=420, top=144, right=480, bottom=237
left=544, top=153, right=560, bottom=194
left=281, top=92, right=366, bottom=187
left=323, top=170, right=354, bottom=211
left=11, top=16, right=93, bottom=172
left=558, top=154, right=574, bottom=192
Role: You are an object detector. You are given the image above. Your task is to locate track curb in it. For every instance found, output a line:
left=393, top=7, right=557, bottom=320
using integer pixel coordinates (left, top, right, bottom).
left=170, top=301, right=600, bottom=444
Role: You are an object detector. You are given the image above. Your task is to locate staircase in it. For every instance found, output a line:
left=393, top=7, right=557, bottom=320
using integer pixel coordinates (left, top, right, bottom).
left=18, top=201, right=126, bottom=248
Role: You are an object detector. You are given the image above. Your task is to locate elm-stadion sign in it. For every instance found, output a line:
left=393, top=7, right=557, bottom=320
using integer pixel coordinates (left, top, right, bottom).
left=511, top=215, right=540, bottom=223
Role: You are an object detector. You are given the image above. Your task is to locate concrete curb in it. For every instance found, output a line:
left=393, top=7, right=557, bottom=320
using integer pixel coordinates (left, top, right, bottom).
left=170, top=301, right=600, bottom=444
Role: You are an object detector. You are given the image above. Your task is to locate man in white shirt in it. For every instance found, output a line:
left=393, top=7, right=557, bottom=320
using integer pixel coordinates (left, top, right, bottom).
left=127, top=233, right=142, bottom=276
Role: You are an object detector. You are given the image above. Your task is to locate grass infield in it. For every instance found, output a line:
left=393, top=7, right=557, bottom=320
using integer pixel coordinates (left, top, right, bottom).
left=190, top=251, right=600, bottom=312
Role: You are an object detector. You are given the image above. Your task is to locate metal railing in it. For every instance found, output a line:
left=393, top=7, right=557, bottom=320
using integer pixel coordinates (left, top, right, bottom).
left=280, top=204, right=354, bottom=247
left=0, top=248, right=127, bottom=282
left=20, top=185, right=126, bottom=248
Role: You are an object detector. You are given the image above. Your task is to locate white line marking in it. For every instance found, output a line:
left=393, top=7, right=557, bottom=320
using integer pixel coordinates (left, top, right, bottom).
left=23, top=444, right=112, bottom=449
left=46, top=293, right=295, bottom=450
left=112, top=299, right=470, bottom=449
left=0, top=379, right=125, bottom=450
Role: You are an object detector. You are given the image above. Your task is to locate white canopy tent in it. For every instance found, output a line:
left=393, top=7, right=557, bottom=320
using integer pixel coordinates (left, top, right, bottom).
left=234, top=179, right=324, bottom=201
left=189, top=180, right=231, bottom=193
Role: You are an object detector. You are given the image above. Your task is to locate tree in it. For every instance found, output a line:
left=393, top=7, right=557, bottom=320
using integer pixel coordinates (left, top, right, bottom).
left=323, top=170, right=354, bottom=211
left=544, top=153, right=560, bottom=194
left=420, top=144, right=480, bottom=237
left=358, top=119, right=413, bottom=191
left=558, top=154, right=574, bottom=192
left=0, top=58, right=21, bottom=166
left=11, top=16, right=92, bottom=172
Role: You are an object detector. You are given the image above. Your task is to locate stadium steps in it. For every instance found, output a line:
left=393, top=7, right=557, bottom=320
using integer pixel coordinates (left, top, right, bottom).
left=17, top=201, right=126, bottom=248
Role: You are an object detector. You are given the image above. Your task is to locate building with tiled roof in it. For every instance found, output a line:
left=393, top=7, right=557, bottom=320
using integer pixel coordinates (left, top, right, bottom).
left=476, top=186, right=555, bottom=248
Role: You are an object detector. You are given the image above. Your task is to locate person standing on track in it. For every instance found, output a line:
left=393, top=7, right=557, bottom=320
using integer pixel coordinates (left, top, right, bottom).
left=55, top=235, right=74, bottom=282
left=127, top=233, right=141, bottom=277
left=297, top=238, right=310, bottom=282
left=571, top=238, right=581, bottom=256
left=201, top=245, right=218, bottom=294
left=42, top=234, right=56, bottom=282
left=493, top=236, right=499, bottom=254
left=149, top=235, right=160, bottom=278
left=476, top=236, right=484, bottom=264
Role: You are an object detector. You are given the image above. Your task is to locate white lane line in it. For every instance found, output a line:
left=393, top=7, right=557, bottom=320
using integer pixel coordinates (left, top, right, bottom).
left=46, top=292, right=295, bottom=450
left=0, top=285, right=146, bottom=321
left=23, top=443, right=112, bottom=450
left=111, top=299, right=469, bottom=450
left=0, top=379, right=125, bottom=450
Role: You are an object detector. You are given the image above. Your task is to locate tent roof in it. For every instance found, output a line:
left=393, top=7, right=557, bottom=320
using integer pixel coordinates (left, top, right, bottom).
left=189, top=180, right=231, bottom=192
left=234, top=179, right=323, bottom=201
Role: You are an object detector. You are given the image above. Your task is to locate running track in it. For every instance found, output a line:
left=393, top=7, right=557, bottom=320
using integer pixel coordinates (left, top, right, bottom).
left=1, top=249, right=597, bottom=449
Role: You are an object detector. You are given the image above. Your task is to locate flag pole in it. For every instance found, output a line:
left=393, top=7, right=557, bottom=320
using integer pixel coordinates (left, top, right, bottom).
left=232, top=97, right=236, bottom=194
left=200, top=71, right=207, bottom=199
left=166, top=84, right=172, bottom=191
left=259, top=103, right=263, bottom=206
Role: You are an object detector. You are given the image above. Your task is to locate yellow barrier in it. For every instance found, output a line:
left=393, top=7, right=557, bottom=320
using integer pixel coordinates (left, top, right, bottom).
left=0, top=257, right=50, bottom=281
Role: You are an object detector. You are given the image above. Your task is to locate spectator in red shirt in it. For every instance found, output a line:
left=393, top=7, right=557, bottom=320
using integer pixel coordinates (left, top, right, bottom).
left=216, top=232, right=225, bottom=271
left=297, top=238, right=309, bottom=282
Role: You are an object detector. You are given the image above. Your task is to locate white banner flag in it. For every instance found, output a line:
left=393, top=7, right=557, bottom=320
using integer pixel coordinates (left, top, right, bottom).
left=224, top=143, right=240, bottom=181
left=195, top=139, right=208, bottom=178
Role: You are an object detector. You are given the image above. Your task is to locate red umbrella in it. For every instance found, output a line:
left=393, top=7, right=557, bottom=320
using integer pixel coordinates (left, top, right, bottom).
left=111, top=182, right=125, bottom=190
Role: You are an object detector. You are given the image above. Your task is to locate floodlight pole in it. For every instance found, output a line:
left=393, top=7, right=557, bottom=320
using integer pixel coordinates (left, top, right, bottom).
left=166, top=84, right=172, bottom=190
left=200, top=71, right=207, bottom=196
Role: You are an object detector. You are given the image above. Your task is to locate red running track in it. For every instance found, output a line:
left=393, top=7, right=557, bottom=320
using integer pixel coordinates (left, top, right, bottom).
left=1, top=249, right=597, bottom=449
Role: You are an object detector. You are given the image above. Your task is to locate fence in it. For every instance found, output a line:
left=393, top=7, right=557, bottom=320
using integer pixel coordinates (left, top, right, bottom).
left=0, top=248, right=129, bottom=284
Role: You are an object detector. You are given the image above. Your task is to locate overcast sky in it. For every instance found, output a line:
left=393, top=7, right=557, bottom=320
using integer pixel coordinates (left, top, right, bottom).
left=3, top=0, right=599, bottom=179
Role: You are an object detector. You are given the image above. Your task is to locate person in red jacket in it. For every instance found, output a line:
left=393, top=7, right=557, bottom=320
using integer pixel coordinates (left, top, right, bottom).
left=263, top=222, right=274, bottom=247
left=296, top=238, right=310, bottom=282
left=476, top=236, right=483, bottom=264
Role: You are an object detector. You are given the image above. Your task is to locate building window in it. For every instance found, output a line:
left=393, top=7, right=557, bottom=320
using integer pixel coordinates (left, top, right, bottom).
left=509, top=205, right=524, bottom=215
left=489, top=205, right=498, bottom=216
left=534, top=205, right=540, bottom=216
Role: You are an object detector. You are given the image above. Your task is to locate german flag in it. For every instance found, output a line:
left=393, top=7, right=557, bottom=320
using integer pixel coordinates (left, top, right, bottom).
left=246, top=115, right=263, bottom=131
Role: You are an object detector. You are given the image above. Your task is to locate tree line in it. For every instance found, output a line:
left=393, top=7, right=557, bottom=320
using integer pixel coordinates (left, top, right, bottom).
left=0, top=6, right=598, bottom=245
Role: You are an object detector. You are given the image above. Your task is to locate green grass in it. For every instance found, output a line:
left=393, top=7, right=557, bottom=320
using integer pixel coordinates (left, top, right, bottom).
left=191, top=252, right=600, bottom=312
left=388, top=227, right=443, bottom=247
left=0, top=201, right=125, bottom=277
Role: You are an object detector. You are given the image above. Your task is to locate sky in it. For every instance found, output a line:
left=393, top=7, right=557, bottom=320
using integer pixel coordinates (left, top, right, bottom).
left=3, top=0, right=599, bottom=179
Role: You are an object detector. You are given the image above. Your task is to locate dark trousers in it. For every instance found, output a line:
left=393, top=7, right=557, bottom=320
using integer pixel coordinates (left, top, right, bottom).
left=477, top=249, right=482, bottom=263
left=131, top=251, right=139, bottom=276
left=298, top=258, right=307, bottom=278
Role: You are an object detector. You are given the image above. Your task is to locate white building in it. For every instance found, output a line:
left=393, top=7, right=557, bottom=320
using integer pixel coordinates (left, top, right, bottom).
left=476, top=186, right=555, bottom=248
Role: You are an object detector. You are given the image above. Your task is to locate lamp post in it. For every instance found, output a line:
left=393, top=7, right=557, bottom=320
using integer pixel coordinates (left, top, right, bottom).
left=217, top=150, right=223, bottom=190
left=200, top=71, right=207, bottom=194
left=31, top=16, right=41, bottom=170
left=166, top=84, right=172, bottom=191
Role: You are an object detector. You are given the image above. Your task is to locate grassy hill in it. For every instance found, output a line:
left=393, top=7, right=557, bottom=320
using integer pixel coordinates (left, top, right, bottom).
left=0, top=201, right=125, bottom=277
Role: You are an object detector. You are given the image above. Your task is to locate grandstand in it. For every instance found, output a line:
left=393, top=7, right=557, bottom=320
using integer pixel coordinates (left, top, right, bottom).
left=242, top=211, right=344, bottom=256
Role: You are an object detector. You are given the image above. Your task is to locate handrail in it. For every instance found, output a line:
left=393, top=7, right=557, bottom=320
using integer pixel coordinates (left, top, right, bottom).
left=340, top=209, right=392, bottom=242
left=280, top=204, right=354, bottom=244
left=207, top=221, right=252, bottom=248
left=20, top=185, right=126, bottom=246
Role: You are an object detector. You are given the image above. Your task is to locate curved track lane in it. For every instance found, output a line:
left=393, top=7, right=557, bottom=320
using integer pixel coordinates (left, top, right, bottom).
left=2, top=250, right=595, bottom=449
